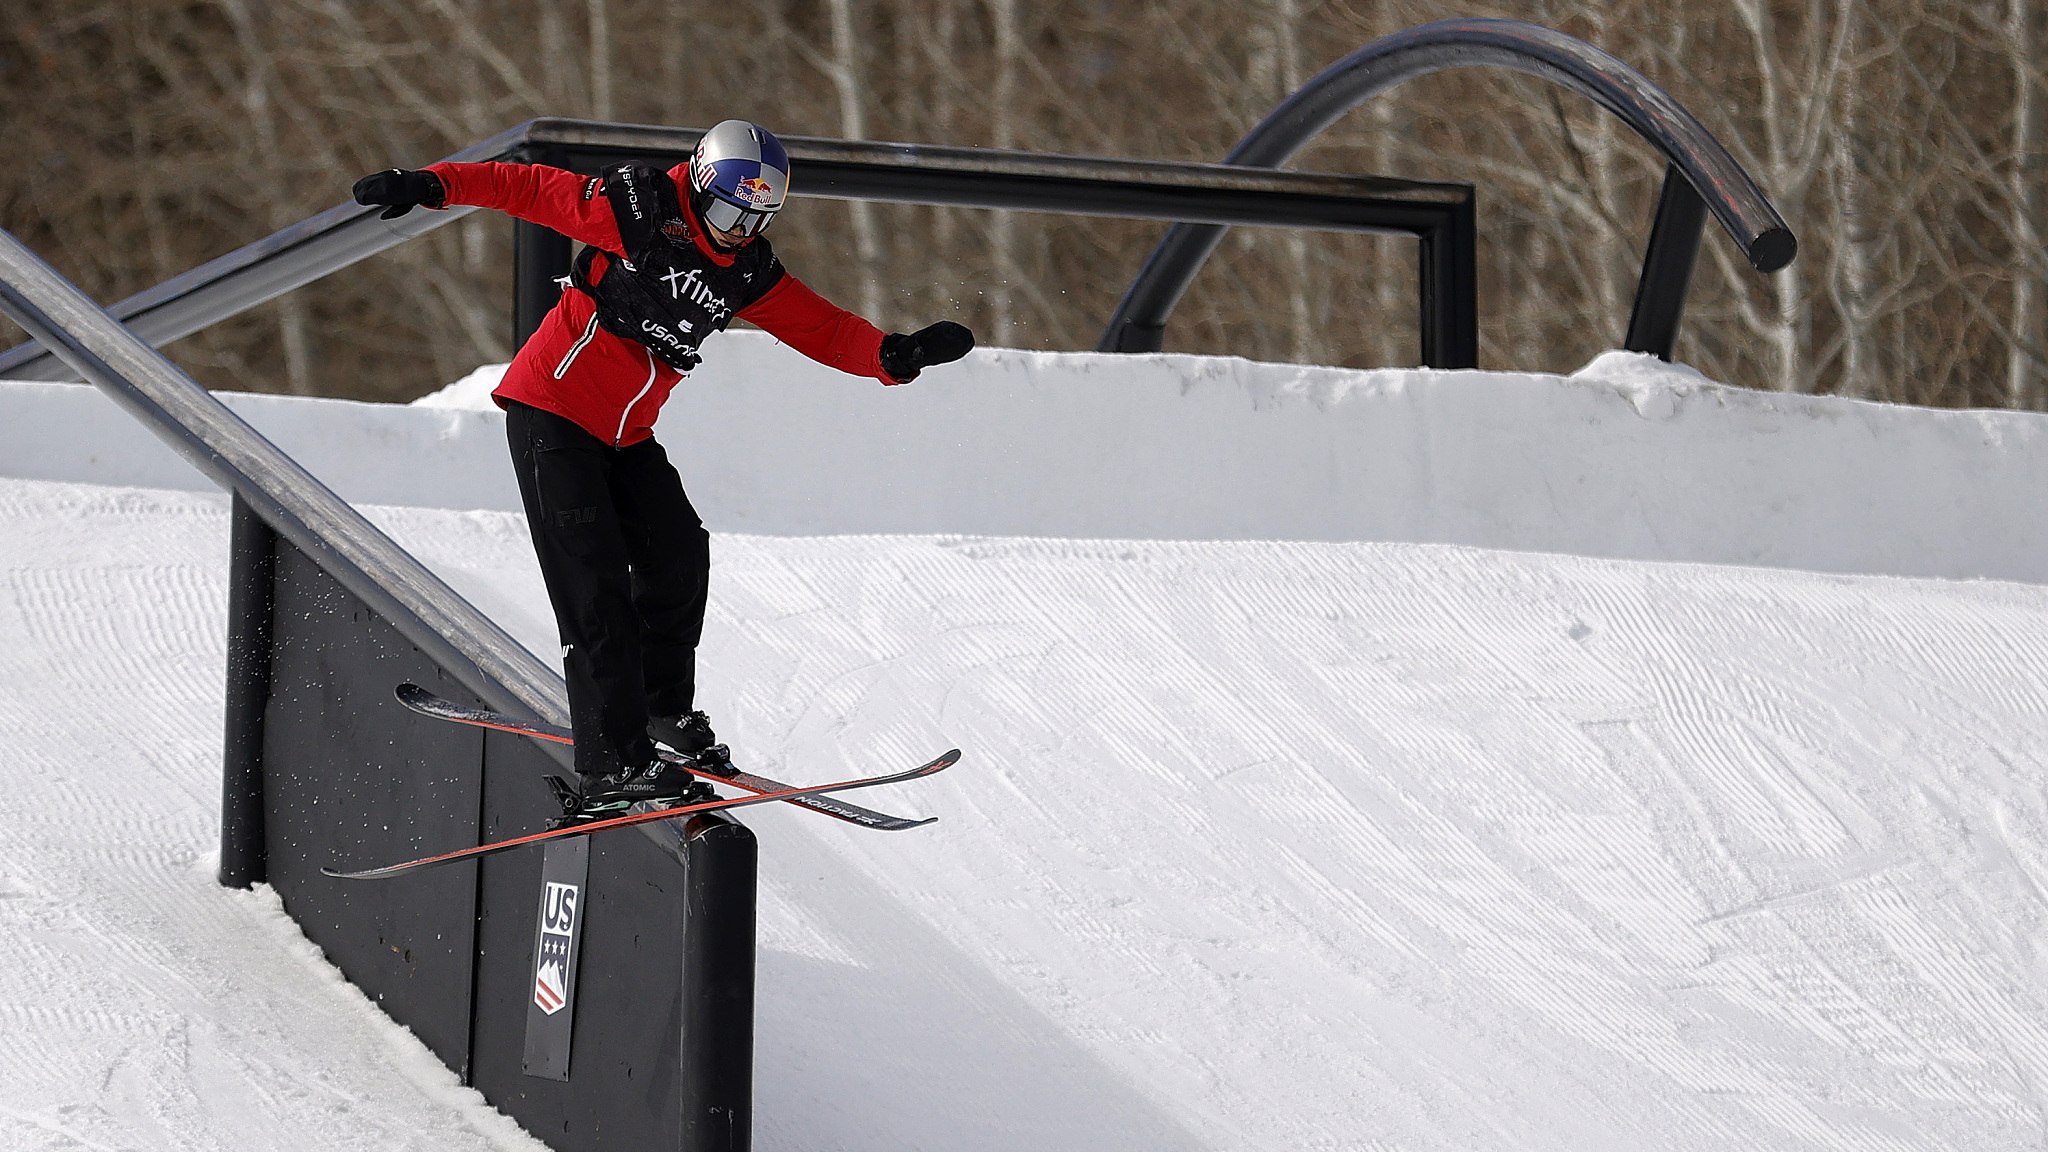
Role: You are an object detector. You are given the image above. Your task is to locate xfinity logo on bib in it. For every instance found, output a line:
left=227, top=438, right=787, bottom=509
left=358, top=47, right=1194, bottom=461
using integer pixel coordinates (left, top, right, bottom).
left=533, top=881, right=578, bottom=1015
left=658, top=266, right=731, bottom=321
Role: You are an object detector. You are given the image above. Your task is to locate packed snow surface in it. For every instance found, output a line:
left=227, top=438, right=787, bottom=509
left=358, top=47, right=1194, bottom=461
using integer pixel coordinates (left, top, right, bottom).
left=5, top=471, right=2048, bottom=1149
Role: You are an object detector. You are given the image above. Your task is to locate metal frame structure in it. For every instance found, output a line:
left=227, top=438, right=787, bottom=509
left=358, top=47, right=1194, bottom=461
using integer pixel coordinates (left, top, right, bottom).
left=0, top=121, right=1477, bottom=379
left=1102, top=17, right=1797, bottom=361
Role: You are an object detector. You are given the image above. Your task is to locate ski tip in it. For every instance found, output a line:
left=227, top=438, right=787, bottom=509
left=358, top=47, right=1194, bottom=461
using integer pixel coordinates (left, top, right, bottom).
left=394, top=682, right=427, bottom=703
left=324, top=862, right=423, bottom=881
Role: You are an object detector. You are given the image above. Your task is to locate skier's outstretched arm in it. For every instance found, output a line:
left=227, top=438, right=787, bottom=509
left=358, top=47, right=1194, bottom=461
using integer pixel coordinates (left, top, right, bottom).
left=352, top=162, right=624, bottom=252
left=739, top=275, right=974, bottom=386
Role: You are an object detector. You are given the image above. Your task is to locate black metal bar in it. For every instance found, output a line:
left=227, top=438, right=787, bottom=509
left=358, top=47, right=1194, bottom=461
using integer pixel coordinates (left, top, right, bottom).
left=680, top=813, right=757, bottom=1152
left=1101, top=17, right=1797, bottom=363
left=220, top=490, right=275, bottom=888
left=1623, top=164, right=1709, bottom=360
left=1102, top=318, right=1166, bottom=354
left=1098, top=224, right=1215, bottom=354
left=801, top=164, right=1451, bottom=231
left=1417, top=197, right=1480, bottom=369
left=553, top=147, right=1459, bottom=233
left=512, top=221, right=571, bottom=350
left=535, top=122, right=1468, bottom=210
left=511, top=145, right=574, bottom=350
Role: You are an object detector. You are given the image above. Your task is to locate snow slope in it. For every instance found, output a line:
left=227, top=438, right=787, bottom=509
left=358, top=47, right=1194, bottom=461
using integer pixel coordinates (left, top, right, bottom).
left=6, top=467, right=2048, bottom=1149
left=0, top=481, right=541, bottom=1152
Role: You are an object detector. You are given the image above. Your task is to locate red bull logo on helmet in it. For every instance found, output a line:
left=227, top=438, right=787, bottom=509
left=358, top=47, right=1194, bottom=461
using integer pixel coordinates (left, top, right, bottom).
left=734, top=176, right=775, bottom=206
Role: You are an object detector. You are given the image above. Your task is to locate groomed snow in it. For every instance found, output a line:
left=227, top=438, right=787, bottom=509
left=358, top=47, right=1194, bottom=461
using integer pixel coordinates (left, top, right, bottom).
left=0, top=481, right=542, bottom=1152
left=5, top=459, right=2048, bottom=1148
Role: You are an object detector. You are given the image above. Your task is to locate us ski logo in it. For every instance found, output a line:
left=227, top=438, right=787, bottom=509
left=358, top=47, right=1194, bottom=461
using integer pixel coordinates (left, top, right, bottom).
left=535, top=959, right=567, bottom=1014
left=534, top=881, right=578, bottom=1015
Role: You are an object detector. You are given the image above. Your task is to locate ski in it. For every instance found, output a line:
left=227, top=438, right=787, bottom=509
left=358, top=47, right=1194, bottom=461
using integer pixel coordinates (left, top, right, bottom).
left=394, top=683, right=937, bottom=831
left=323, top=748, right=959, bottom=880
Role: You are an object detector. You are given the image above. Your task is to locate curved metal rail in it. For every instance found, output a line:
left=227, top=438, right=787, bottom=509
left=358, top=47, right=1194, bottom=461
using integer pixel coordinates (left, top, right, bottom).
left=1099, top=17, right=1797, bottom=359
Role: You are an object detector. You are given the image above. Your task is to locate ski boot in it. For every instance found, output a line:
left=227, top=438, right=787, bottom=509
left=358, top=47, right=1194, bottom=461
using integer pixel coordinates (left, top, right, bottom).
left=545, top=761, right=716, bottom=830
left=650, top=710, right=739, bottom=778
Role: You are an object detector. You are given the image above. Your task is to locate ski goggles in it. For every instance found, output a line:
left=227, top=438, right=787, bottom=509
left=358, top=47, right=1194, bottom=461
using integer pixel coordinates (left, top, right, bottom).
left=701, top=196, right=776, bottom=238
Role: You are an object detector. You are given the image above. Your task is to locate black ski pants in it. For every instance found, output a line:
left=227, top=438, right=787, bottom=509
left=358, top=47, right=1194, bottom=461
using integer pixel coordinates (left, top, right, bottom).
left=505, top=400, right=709, bottom=777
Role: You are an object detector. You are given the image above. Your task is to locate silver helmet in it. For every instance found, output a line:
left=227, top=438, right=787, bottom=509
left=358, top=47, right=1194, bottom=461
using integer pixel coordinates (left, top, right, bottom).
left=686, top=120, right=790, bottom=241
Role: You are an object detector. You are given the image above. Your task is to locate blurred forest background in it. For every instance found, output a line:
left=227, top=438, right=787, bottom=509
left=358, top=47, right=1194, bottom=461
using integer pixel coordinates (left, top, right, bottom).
left=0, top=0, right=2042, bottom=408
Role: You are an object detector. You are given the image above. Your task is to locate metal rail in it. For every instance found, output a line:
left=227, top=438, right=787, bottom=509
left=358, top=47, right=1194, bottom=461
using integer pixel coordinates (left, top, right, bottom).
left=0, top=225, right=568, bottom=727
left=0, top=120, right=1472, bottom=380
left=1100, top=17, right=1797, bottom=361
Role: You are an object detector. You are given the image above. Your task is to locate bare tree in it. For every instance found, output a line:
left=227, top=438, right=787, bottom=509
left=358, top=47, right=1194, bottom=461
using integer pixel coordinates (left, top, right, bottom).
left=984, top=0, right=1022, bottom=345
left=2001, top=0, right=2042, bottom=408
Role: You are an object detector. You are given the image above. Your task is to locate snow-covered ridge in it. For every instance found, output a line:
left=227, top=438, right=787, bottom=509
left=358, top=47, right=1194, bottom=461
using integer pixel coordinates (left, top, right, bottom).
left=6, top=332, right=2047, bottom=583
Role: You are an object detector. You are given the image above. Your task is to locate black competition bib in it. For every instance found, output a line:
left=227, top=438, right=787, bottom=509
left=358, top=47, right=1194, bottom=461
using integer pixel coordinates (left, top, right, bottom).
left=570, top=163, right=783, bottom=372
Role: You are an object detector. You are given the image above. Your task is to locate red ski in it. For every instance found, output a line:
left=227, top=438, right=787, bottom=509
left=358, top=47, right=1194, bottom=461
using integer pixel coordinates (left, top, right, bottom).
left=394, top=683, right=937, bottom=831
left=323, top=748, right=958, bottom=880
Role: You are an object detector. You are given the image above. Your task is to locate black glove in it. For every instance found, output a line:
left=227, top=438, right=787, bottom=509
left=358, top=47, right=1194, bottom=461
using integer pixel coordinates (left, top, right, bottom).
left=879, top=320, right=975, bottom=383
left=352, top=169, right=446, bottom=219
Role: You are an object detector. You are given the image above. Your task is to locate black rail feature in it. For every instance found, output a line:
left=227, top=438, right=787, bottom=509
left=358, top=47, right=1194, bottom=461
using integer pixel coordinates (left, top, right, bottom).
left=1100, top=18, right=1796, bottom=363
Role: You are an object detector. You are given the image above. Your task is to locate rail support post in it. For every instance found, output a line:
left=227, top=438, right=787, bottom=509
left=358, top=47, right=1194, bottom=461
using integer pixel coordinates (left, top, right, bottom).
left=1419, top=197, right=1479, bottom=369
left=681, top=813, right=758, bottom=1152
left=1623, top=164, right=1709, bottom=361
left=512, top=145, right=573, bottom=350
left=220, top=490, right=275, bottom=888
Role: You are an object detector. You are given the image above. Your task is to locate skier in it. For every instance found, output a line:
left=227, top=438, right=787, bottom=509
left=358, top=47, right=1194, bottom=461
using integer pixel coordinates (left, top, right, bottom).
left=352, top=120, right=974, bottom=820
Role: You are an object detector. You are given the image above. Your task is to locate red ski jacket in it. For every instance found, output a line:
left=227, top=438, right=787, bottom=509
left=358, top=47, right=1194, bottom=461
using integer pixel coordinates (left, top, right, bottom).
left=425, top=159, right=897, bottom=447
